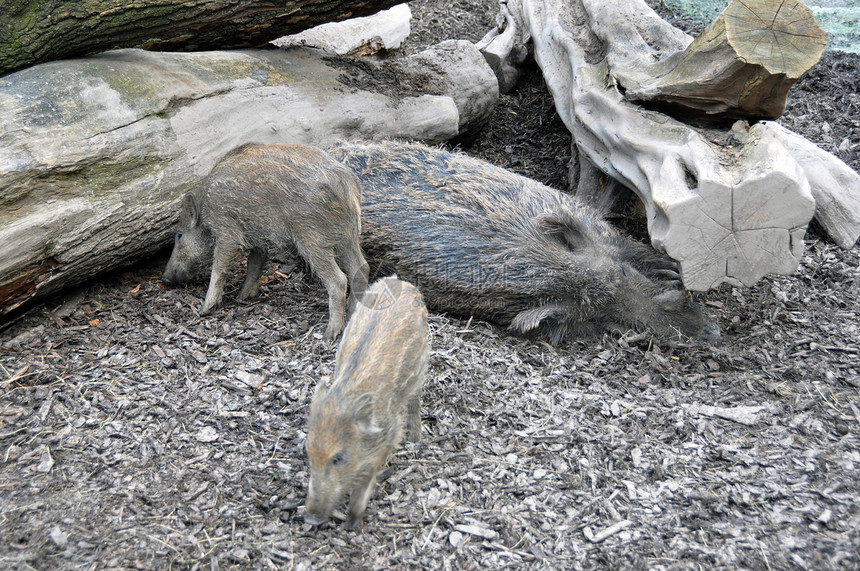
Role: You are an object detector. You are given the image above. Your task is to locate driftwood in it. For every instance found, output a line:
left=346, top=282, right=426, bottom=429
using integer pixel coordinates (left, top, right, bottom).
left=476, top=2, right=529, bottom=94
left=479, top=0, right=859, bottom=291
left=0, top=0, right=403, bottom=75
left=764, top=122, right=860, bottom=249
left=0, top=40, right=499, bottom=314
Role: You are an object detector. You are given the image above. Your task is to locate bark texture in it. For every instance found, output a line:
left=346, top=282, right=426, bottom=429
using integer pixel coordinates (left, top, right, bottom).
left=0, top=0, right=403, bottom=75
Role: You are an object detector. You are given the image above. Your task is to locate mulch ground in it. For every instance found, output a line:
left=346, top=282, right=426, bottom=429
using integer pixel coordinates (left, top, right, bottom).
left=2, top=1, right=858, bottom=569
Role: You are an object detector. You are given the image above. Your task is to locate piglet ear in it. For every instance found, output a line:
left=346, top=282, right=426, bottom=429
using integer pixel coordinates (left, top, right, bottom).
left=352, top=393, right=382, bottom=436
left=181, top=194, right=200, bottom=228
left=535, top=213, right=588, bottom=251
left=510, top=303, right=570, bottom=344
left=307, top=378, right=330, bottom=419
left=311, top=377, right=330, bottom=401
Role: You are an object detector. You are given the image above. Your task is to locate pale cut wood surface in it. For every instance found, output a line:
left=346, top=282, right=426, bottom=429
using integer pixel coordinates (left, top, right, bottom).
left=724, top=0, right=827, bottom=76
left=608, top=0, right=827, bottom=118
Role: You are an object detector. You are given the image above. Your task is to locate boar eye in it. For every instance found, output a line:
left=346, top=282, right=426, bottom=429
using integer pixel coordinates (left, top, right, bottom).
left=331, top=452, right=346, bottom=466
left=176, top=232, right=183, bottom=242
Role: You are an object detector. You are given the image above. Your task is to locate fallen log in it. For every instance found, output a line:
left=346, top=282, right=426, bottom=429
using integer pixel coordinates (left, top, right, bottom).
left=273, top=3, right=412, bottom=56
left=0, top=40, right=499, bottom=314
left=0, top=0, right=404, bottom=76
left=479, top=0, right=859, bottom=290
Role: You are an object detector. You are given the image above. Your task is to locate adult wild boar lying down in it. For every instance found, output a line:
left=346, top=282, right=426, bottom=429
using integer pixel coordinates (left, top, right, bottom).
left=330, top=141, right=718, bottom=344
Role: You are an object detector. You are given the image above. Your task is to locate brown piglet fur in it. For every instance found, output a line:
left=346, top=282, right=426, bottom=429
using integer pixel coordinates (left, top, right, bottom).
left=305, top=276, right=428, bottom=529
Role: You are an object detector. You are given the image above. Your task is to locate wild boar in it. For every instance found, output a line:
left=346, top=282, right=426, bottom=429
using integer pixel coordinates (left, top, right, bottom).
left=161, top=143, right=369, bottom=339
left=328, top=140, right=718, bottom=344
left=305, top=276, right=428, bottom=529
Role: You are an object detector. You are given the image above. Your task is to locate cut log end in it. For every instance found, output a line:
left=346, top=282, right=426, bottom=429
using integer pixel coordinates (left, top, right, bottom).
left=621, top=0, right=826, bottom=119
left=724, top=0, right=827, bottom=78
left=652, top=143, right=816, bottom=291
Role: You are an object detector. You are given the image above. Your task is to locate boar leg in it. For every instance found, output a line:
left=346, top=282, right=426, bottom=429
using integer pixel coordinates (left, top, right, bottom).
left=405, top=394, right=422, bottom=443
left=201, top=241, right=239, bottom=315
left=345, top=470, right=378, bottom=530
left=305, top=252, right=348, bottom=340
left=619, top=242, right=683, bottom=287
left=340, top=242, right=370, bottom=313
left=237, top=249, right=265, bottom=301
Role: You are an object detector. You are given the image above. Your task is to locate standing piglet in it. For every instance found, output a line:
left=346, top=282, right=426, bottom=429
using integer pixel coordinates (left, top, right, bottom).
left=305, top=276, right=428, bottom=529
left=161, top=143, right=369, bottom=339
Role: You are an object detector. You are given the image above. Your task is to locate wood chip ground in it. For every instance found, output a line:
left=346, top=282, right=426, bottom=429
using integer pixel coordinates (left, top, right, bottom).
left=1, top=1, right=858, bottom=569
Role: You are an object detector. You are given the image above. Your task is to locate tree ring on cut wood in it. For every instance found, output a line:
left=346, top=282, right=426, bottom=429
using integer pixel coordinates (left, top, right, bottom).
left=724, top=0, right=826, bottom=77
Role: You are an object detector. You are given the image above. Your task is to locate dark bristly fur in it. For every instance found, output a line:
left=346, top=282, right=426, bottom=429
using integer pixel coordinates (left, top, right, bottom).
left=305, top=277, right=428, bottom=529
left=161, top=143, right=369, bottom=339
left=329, top=140, right=719, bottom=344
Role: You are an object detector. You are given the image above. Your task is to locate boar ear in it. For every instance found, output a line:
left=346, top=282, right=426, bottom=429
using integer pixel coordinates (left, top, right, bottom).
left=536, top=214, right=588, bottom=251
left=181, top=194, right=200, bottom=228
left=352, top=392, right=382, bottom=436
left=510, top=303, right=570, bottom=344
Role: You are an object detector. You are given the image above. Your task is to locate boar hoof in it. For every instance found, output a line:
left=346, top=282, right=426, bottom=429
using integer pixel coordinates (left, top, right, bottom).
left=324, top=322, right=344, bottom=340
left=236, top=291, right=255, bottom=302
left=343, top=517, right=362, bottom=531
left=303, top=513, right=329, bottom=527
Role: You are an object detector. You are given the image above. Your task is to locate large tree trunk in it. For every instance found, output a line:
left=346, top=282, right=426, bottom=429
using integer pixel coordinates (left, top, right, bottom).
left=0, top=0, right=403, bottom=75
left=0, top=40, right=499, bottom=315
left=479, top=0, right=860, bottom=291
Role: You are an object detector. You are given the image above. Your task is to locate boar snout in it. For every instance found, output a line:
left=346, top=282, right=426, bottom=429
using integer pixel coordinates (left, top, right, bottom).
left=160, top=265, right=188, bottom=286
left=303, top=476, right=339, bottom=527
left=697, top=321, right=721, bottom=344
left=304, top=489, right=346, bottom=528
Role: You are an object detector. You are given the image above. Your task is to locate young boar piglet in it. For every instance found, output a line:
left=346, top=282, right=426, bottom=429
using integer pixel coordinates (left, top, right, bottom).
left=329, top=140, right=719, bottom=344
left=305, top=276, right=429, bottom=529
left=161, top=143, right=369, bottom=339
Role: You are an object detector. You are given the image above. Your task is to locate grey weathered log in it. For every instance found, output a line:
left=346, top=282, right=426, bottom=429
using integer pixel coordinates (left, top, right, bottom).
left=478, top=0, right=860, bottom=290
left=475, top=2, right=529, bottom=94
left=0, top=0, right=404, bottom=76
left=273, top=3, right=412, bottom=56
left=0, top=40, right=499, bottom=314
